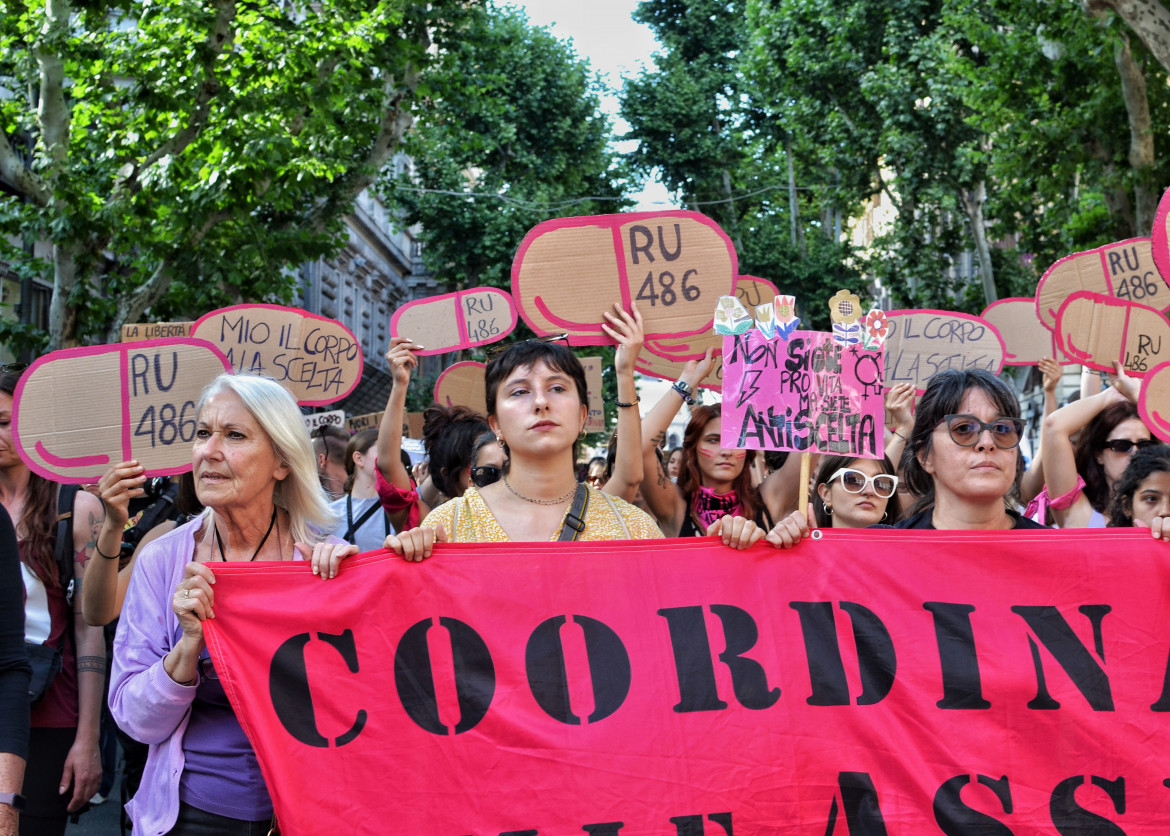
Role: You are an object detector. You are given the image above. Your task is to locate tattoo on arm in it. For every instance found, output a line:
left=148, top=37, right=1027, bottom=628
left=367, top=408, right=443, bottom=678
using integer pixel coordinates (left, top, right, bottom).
left=79, top=508, right=106, bottom=567
left=656, top=460, right=670, bottom=490
left=77, top=655, right=107, bottom=675
left=651, top=431, right=665, bottom=446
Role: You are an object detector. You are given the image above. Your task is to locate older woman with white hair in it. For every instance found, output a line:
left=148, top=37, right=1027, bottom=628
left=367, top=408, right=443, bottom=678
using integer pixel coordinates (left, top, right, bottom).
left=108, top=374, right=356, bottom=836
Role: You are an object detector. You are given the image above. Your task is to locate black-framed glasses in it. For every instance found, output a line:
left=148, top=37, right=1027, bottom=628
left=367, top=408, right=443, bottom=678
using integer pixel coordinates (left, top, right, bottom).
left=941, top=414, right=1025, bottom=449
left=826, top=468, right=899, bottom=498
left=199, top=655, right=219, bottom=681
left=470, top=465, right=501, bottom=488
left=484, top=333, right=569, bottom=361
left=0, top=363, right=27, bottom=375
left=1103, top=438, right=1160, bottom=454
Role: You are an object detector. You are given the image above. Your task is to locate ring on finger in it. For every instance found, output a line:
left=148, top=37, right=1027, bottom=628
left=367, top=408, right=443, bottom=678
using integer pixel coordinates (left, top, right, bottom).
left=184, top=588, right=190, bottom=599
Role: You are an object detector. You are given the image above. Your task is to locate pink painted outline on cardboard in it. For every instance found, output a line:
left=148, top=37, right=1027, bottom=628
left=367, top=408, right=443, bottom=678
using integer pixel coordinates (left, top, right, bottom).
left=11, top=338, right=231, bottom=484
left=1138, top=360, right=1170, bottom=444
left=980, top=297, right=1071, bottom=366
left=510, top=210, right=738, bottom=346
left=390, top=287, right=518, bottom=356
left=883, top=309, right=1006, bottom=395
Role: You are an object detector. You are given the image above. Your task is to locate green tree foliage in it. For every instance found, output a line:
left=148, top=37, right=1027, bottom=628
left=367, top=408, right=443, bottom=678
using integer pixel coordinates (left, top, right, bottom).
left=382, top=3, right=628, bottom=295
left=0, top=0, right=472, bottom=352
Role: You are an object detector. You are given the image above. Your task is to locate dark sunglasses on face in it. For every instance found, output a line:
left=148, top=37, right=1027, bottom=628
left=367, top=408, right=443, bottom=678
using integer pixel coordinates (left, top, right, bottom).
left=1102, top=438, right=1160, bottom=454
left=826, top=467, right=898, bottom=498
left=941, top=414, right=1025, bottom=449
left=470, top=465, right=501, bottom=488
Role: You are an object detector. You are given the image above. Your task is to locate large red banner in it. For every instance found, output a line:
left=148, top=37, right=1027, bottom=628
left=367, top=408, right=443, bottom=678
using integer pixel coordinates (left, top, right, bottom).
left=203, top=530, right=1170, bottom=835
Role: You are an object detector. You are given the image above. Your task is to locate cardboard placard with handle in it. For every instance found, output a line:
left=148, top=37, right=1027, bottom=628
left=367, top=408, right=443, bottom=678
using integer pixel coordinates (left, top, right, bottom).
left=191, top=304, right=363, bottom=406
left=12, top=338, right=231, bottom=483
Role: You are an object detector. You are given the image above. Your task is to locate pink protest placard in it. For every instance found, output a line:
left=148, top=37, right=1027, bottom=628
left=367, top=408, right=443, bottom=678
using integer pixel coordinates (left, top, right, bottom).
left=12, top=338, right=231, bottom=483
left=1138, top=361, right=1170, bottom=443
left=720, top=330, right=884, bottom=458
left=390, top=287, right=518, bottom=356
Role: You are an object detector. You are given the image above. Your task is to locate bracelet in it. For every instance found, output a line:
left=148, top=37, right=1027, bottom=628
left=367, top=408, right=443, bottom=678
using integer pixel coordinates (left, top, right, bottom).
left=95, top=542, right=121, bottom=561
left=615, top=396, right=640, bottom=408
left=890, top=429, right=906, bottom=440
left=671, top=380, right=696, bottom=405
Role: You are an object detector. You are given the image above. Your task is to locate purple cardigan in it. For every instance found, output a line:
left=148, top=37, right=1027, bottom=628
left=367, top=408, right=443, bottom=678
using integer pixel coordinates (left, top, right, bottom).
left=111, top=516, right=338, bottom=835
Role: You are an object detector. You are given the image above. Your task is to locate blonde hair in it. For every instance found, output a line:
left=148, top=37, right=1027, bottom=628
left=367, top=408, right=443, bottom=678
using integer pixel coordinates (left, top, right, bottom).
left=196, top=373, right=336, bottom=545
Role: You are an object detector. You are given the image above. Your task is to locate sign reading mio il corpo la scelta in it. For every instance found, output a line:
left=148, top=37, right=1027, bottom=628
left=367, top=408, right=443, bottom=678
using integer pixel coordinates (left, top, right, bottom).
left=202, top=532, right=1170, bottom=835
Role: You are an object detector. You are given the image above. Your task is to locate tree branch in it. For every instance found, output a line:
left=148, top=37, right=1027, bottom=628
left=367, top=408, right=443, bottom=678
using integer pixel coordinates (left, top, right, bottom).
left=0, top=131, right=49, bottom=206
left=113, top=0, right=237, bottom=196
left=1085, top=0, right=1170, bottom=76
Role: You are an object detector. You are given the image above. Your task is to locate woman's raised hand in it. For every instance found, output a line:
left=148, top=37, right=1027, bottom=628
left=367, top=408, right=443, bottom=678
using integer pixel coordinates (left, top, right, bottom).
left=602, top=302, right=645, bottom=376
left=387, top=336, right=422, bottom=387
left=97, top=460, right=147, bottom=530
left=383, top=525, right=447, bottom=562
left=706, top=515, right=766, bottom=549
left=884, top=383, right=915, bottom=435
left=297, top=541, right=361, bottom=580
left=1107, top=362, right=1140, bottom=403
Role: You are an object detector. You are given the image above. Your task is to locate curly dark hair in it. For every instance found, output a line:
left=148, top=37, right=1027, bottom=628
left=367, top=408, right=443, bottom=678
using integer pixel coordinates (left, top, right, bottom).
left=812, top=453, right=902, bottom=528
left=678, top=404, right=760, bottom=524
left=422, top=405, right=491, bottom=499
left=1106, top=444, right=1170, bottom=527
left=1075, top=400, right=1142, bottom=513
left=899, top=368, right=1025, bottom=518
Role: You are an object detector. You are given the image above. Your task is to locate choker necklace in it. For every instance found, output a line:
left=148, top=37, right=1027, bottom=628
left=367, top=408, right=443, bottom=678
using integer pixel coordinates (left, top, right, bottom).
left=503, top=476, right=577, bottom=506
left=215, top=507, right=278, bottom=562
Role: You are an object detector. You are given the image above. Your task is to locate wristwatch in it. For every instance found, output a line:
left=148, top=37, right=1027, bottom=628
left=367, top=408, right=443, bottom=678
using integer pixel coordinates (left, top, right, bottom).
left=672, top=379, right=696, bottom=405
left=0, top=791, right=25, bottom=811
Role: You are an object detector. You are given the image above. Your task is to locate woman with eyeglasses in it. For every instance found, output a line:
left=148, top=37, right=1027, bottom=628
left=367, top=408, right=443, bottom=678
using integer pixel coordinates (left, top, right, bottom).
left=468, top=430, right=507, bottom=490
left=1038, top=365, right=1155, bottom=528
left=768, top=369, right=1044, bottom=546
left=810, top=454, right=902, bottom=529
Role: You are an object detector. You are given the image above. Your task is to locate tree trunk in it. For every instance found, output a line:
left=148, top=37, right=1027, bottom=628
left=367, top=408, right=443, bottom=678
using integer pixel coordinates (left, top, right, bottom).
left=786, top=134, right=804, bottom=256
left=1114, top=34, right=1157, bottom=232
left=1085, top=0, right=1170, bottom=76
left=961, top=181, right=998, bottom=309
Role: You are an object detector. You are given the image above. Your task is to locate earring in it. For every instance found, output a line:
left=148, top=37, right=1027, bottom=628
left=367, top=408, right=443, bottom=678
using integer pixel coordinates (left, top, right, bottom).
left=497, top=436, right=506, bottom=448
left=578, top=429, right=587, bottom=442
left=824, top=504, right=833, bottom=515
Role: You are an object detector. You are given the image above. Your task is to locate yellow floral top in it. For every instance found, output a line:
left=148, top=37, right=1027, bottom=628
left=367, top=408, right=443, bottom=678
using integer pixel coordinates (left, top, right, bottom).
left=422, top=485, right=664, bottom=542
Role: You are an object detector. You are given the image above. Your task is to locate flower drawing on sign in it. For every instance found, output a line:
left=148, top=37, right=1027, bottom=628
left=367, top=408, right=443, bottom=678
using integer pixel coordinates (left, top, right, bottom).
left=774, top=295, right=800, bottom=339
left=713, top=295, right=753, bottom=335
left=863, top=309, right=889, bottom=350
left=829, top=289, right=863, bottom=346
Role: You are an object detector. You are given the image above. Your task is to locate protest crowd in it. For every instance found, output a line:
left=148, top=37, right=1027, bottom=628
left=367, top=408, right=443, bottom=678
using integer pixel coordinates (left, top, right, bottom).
left=1, top=288, right=1169, bottom=836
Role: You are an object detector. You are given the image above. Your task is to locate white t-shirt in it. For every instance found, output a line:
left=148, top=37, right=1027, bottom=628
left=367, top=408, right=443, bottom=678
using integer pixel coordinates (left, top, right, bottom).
left=327, top=495, right=393, bottom=553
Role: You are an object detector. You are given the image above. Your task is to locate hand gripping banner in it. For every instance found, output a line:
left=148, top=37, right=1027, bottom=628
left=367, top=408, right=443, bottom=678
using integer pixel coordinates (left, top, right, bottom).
left=202, top=531, right=1170, bottom=835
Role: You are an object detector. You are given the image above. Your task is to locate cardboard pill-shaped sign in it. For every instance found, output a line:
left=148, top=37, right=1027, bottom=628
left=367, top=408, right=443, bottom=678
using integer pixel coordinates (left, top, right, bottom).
left=733, top=276, right=781, bottom=312
left=1152, top=186, right=1170, bottom=288
left=192, top=304, right=363, bottom=406
left=511, top=211, right=737, bottom=345
left=1138, top=361, right=1170, bottom=444
left=1055, top=291, right=1170, bottom=376
left=635, top=338, right=724, bottom=393
left=1036, top=237, right=1169, bottom=331
left=12, top=339, right=231, bottom=483
left=390, top=287, right=518, bottom=356
left=433, top=361, right=488, bottom=416
left=980, top=298, right=1069, bottom=365
left=883, top=310, right=1006, bottom=394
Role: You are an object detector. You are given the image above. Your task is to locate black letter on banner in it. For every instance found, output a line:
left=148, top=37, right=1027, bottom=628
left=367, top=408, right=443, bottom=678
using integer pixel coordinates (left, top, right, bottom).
left=394, top=617, right=495, bottom=735
left=933, top=775, right=1013, bottom=835
left=824, top=772, right=888, bottom=835
left=669, top=813, right=732, bottom=835
left=658, top=605, right=779, bottom=713
left=582, top=824, right=625, bottom=835
left=791, top=602, right=896, bottom=706
left=1011, top=605, right=1114, bottom=711
left=1151, top=648, right=1170, bottom=710
left=525, top=615, right=631, bottom=724
left=1050, top=776, right=1125, bottom=834
left=269, top=630, right=367, bottom=748
left=924, top=602, right=991, bottom=709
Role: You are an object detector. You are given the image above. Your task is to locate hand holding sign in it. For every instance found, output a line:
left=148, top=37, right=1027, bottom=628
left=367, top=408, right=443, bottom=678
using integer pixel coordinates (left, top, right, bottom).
left=390, top=288, right=518, bottom=356
left=13, top=339, right=231, bottom=483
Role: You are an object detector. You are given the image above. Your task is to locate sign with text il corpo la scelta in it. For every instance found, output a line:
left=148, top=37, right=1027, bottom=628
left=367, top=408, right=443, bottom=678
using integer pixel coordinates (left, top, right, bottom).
left=719, top=330, right=884, bottom=457
left=201, top=531, right=1170, bottom=835
left=12, top=338, right=230, bottom=483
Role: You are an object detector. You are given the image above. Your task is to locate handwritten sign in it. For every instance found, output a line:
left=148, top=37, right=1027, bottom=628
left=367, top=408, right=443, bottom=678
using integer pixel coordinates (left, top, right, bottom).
left=121, top=322, right=193, bottom=342
left=980, top=298, right=1068, bottom=365
left=12, top=339, right=230, bottom=483
left=579, top=356, right=606, bottom=434
left=636, top=333, right=723, bottom=393
left=304, top=410, right=345, bottom=433
left=1139, top=361, right=1170, bottom=443
left=720, top=330, right=884, bottom=457
left=346, top=411, right=383, bottom=433
left=733, top=275, right=781, bottom=313
left=1036, top=238, right=1169, bottom=330
left=1055, top=291, right=1170, bottom=376
left=191, top=304, right=363, bottom=406
left=390, top=288, right=518, bottom=356
left=511, top=211, right=737, bottom=346
left=883, top=310, right=1005, bottom=394
left=433, top=361, right=487, bottom=415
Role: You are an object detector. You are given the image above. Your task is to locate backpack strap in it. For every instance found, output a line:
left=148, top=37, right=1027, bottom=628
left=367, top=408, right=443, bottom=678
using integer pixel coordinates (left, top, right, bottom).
left=54, top=484, right=79, bottom=600
left=557, top=484, right=590, bottom=542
